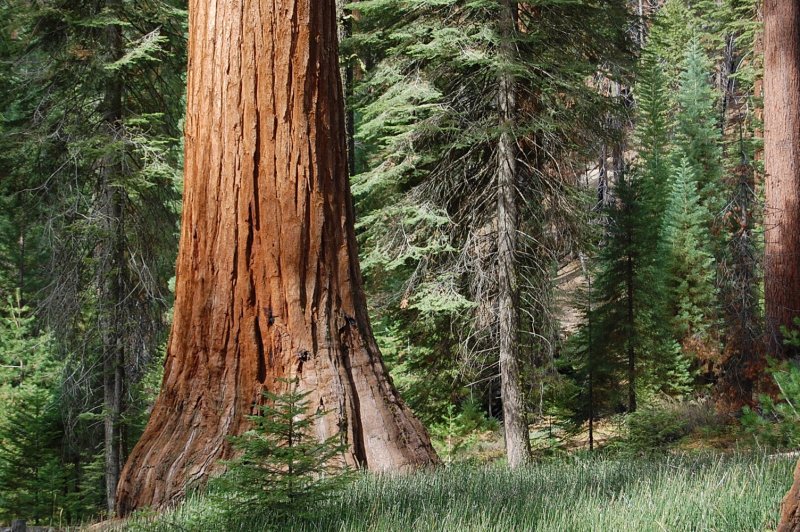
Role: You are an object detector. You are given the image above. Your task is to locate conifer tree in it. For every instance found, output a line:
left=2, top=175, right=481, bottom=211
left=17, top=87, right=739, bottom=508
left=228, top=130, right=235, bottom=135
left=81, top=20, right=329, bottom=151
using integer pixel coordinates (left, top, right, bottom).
left=568, top=51, right=693, bottom=418
left=350, top=0, right=632, bottom=447
left=634, top=59, right=672, bottom=222
left=0, top=0, right=187, bottom=513
left=0, top=296, right=64, bottom=523
left=673, top=38, right=724, bottom=216
left=645, top=0, right=696, bottom=92
left=584, top=170, right=684, bottom=414
left=662, top=159, right=718, bottom=349
left=212, top=380, right=352, bottom=526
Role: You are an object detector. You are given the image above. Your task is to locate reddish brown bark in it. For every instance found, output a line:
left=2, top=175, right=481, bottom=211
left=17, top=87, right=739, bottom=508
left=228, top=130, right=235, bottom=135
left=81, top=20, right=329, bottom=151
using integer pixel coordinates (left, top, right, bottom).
left=769, top=2, right=800, bottom=528
left=764, top=0, right=800, bottom=357
left=780, top=460, right=800, bottom=531
left=115, top=0, right=437, bottom=515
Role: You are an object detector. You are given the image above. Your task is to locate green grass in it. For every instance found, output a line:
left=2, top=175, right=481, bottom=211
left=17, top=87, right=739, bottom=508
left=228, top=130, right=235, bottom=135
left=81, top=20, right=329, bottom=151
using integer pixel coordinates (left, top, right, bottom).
left=124, top=454, right=794, bottom=531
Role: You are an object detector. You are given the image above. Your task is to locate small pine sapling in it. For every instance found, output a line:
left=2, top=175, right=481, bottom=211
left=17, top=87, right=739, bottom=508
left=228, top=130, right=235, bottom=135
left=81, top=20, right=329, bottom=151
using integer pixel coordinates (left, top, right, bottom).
left=212, top=378, right=353, bottom=523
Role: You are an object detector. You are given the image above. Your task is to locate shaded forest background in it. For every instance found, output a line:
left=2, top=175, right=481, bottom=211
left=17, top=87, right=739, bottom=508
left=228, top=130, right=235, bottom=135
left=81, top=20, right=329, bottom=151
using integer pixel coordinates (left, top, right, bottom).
left=0, top=0, right=796, bottom=525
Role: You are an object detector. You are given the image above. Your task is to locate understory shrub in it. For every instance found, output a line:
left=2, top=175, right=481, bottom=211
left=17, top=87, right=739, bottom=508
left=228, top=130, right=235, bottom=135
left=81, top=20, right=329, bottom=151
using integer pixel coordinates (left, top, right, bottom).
left=209, top=379, right=354, bottom=528
left=616, top=397, right=725, bottom=453
left=741, top=361, right=800, bottom=449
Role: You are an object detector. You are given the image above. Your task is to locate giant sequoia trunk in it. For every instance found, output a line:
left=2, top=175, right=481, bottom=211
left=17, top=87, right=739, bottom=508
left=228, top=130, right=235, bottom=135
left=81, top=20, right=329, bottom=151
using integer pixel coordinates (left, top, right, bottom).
left=771, top=2, right=800, bottom=529
left=496, top=0, right=532, bottom=469
left=764, top=0, right=800, bottom=359
left=115, top=0, right=437, bottom=514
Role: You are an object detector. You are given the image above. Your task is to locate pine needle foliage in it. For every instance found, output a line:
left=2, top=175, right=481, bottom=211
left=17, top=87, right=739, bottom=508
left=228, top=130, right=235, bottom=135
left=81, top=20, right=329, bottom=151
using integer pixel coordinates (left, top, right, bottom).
left=662, top=159, right=718, bottom=344
left=350, top=0, right=633, bottom=420
left=211, top=379, right=353, bottom=525
left=673, top=38, right=724, bottom=216
left=0, top=0, right=187, bottom=516
left=0, top=295, right=67, bottom=524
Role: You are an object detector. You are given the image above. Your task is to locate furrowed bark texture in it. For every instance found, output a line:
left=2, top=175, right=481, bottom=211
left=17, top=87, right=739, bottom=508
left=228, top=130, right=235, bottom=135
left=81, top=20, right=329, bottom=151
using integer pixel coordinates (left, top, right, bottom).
left=764, top=0, right=800, bottom=358
left=101, top=0, right=125, bottom=512
left=496, top=0, right=532, bottom=469
left=772, top=2, right=800, bottom=528
left=781, top=459, right=800, bottom=531
left=115, top=0, right=437, bottom=514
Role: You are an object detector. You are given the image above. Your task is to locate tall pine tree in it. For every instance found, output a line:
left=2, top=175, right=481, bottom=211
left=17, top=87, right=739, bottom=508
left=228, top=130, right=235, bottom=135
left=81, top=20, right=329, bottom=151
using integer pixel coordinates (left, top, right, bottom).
left=351, top=0, right=632, bottom=449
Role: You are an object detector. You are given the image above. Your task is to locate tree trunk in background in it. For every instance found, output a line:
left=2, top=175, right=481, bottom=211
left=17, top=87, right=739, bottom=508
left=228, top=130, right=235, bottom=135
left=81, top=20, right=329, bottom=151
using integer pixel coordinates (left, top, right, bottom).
left=764, top=0, right=800, bottom=358
left=336, top=0, right=356, bottom=176
left=115, top=0, right=437, bottom=514
left=771, top=2, right=800, bottom=529
left=100, top=2, right=125, bottom=512
left=598, top=145, right=609, bottom=208
left=781, top=460, right=800, bottom=531
left=625, top=219, right=636, bottom=413
left=496, top=0, right=531, bottom=469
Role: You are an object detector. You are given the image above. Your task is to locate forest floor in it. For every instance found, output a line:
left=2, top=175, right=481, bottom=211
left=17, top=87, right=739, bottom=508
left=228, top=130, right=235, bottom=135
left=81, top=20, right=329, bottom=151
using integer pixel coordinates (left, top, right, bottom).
left=120, top=453, right=793, bottom=531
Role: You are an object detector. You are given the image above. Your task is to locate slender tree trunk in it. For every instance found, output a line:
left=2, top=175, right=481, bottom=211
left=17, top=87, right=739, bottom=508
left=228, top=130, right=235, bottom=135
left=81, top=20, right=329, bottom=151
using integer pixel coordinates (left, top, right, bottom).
left=764, top=0, right=800, bottom=358
left=623, top=185, right=636, bottom=413
left=17, top=225, right=24, bottom=300
left=115, top=0, right=437, bottom=514
left=579, top=254, right=594, bottom=451
left=610, top=81, right=626, bottom=187
left=719, top=34, right=736, bottom=130
left=336, top=0, right=356, bottom=177
left=101, top=3, right=125, bottom=513
left=626, top=248, right=636, bottom=413
left=598, top=145, right=609, bottom=208
left=496, top=0, right=531, bottom=469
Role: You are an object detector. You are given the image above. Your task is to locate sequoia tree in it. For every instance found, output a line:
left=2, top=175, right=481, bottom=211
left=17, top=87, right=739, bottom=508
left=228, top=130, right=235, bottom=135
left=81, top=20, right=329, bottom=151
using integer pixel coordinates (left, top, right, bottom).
left=764, top=0, right=800, bottom=359
left=115, top=0, right=437, bottom=515
left=772, top=1, right=800, bottom=529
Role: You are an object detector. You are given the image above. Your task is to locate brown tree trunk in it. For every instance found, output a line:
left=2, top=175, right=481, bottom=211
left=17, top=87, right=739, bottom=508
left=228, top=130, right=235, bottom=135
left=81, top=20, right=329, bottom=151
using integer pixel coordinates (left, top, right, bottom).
left=780, top=460, right=800, bottom=531
left=714, top=6, right=764, bottom=413
left=497, top=0, right=531, bottom=469
left=770, top=2, right=800, bottom=529
left=764, top=0, right=800, bottom=358
left=626, top=248, right=636, bottom=413
left=115, top=0, right=437, bottom=515
left=100, top=1, right=125, bottom=512
left=336, top=0, right=356, bottom=177
left=598, top=145, right=609, bottom=208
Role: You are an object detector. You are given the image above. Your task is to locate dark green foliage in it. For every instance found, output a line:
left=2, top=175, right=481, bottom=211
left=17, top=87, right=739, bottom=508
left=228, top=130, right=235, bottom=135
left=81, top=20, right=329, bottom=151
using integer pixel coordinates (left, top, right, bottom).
left=673, top=38, right=724, bottom=215
left=211, top=380, right=353, bottom=525
left=623, top=405, right=691, bottom=452
left=645, top=0, right=696, bottom=87
left=741, top=326, right=800, bottom=448
left=634, top=61, right=672, bottom=218
left=584, top=174, right=685, bottom=408
left=351, top=0, right=632, bottom=423
left=372, top=315, right=466, bottom=425
left=662, top=159, right=718, bottom=346
left=0, top=387, right=65, bottom=524
left=0, top=297, right=65, bottom=524
left=741, top=362, right=800, bottom=449
left=0, top=0, right=186, bottom=519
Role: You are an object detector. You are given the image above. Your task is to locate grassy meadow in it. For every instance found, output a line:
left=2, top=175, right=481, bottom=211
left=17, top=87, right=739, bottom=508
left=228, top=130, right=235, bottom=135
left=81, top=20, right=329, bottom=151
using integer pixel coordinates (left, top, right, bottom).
left=123, top=453, right=794, bottom=532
